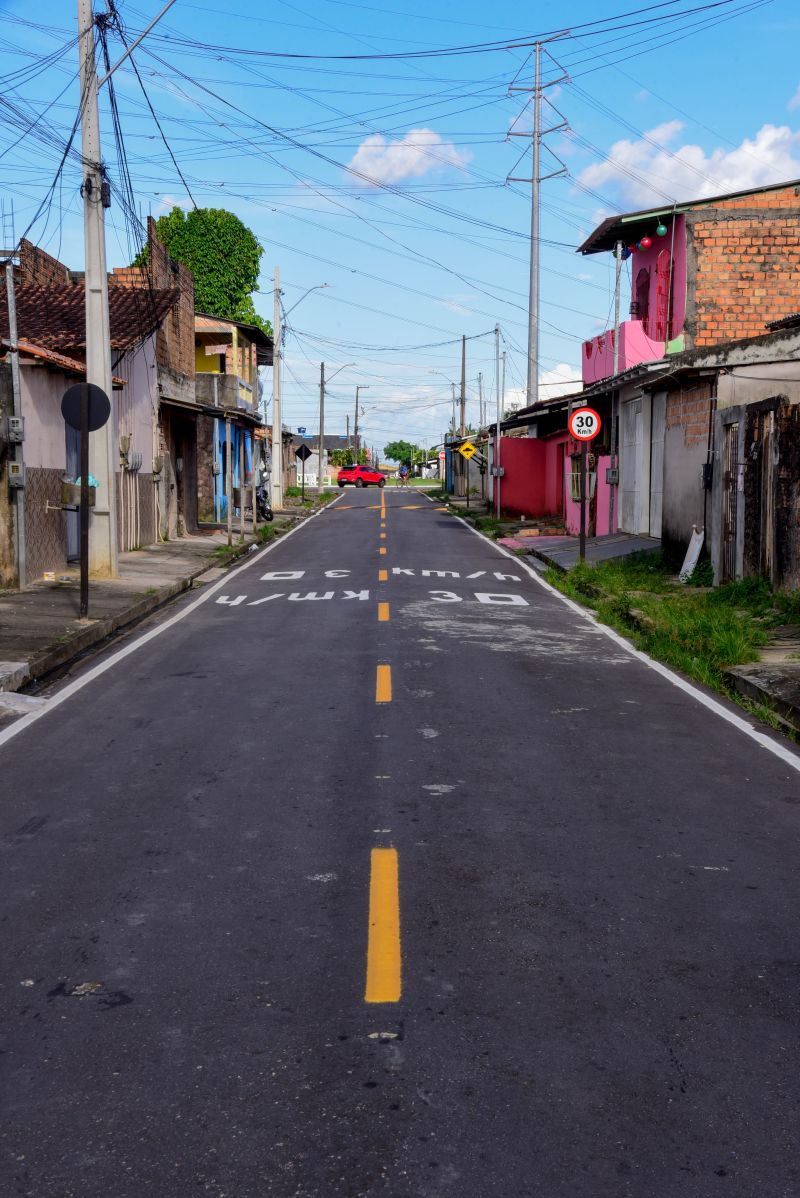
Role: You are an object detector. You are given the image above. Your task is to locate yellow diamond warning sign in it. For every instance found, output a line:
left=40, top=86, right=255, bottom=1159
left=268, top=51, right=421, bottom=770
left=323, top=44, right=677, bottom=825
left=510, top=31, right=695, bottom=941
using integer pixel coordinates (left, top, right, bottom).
left=457, top=441, right=477, bottom=460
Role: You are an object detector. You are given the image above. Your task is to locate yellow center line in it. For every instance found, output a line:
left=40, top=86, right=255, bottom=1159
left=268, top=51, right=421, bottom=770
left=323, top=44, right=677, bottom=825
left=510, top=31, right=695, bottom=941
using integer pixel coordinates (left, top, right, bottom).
left=375, top=663, right=392, bottom=703
left=379, top=547, right=387, bottom=556
left=378, top=602, right=390, bottom=622
left=378, top=569, right=388, bottom=582
left=365, top=848, right=401, bottom=1004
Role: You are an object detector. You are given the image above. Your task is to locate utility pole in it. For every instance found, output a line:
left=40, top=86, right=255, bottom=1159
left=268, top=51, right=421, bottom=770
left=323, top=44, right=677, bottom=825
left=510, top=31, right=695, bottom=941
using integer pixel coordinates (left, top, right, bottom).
left=318, top=361, right=325, bottom=490
left=4, top=257, right=25, bottom=588
left=78, top=0, right=117, bottom=576
left=270, top=265, right=283, bottom=511
left=478, top=372, right=484, bottom=428
left=508, top=38, right=569, bottom=407
left=459, top=334, right=466, bottom=435
left=494, top=324, right=501, bottom=519
left=609, top=239, right=624, bottom=534
left=354, top=384, right=369, bottom=461
left=346, top=413, right=350, bottom=453
left=528, top=41, right=542, bottom=408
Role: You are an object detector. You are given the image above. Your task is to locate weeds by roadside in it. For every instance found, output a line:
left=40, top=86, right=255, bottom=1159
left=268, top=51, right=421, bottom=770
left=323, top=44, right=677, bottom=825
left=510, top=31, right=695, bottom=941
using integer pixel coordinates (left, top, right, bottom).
left=544, top=553, right=798, bottom=735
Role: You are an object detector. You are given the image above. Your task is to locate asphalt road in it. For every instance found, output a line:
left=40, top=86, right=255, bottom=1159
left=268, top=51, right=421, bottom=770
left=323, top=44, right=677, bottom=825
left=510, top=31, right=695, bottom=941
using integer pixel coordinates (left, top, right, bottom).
left=2, top=487, right=800, bottom=1198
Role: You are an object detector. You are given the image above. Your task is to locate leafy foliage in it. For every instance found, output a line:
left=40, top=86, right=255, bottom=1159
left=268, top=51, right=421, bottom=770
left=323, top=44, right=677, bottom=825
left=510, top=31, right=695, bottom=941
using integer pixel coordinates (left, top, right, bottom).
left=383, top=439, right=417, bottom=464
left=384, top=440, right=440, bottom=466
left=146, top=207, right=271, bottom=335
left=329, top=448, right=368, bottom=467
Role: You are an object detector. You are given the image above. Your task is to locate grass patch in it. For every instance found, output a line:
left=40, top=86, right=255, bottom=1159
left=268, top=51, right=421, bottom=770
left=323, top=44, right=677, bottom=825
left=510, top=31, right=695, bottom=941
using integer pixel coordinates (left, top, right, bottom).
left=545, top=554, right=794, bottom=699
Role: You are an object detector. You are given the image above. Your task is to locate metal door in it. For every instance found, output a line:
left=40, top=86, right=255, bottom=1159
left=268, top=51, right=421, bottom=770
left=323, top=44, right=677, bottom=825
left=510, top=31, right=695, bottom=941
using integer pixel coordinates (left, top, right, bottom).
left=649, top=393, right=665, bottom=538
left=619, top=398, right=642, bottom=533
left=721, top=422, right=739, bottom=582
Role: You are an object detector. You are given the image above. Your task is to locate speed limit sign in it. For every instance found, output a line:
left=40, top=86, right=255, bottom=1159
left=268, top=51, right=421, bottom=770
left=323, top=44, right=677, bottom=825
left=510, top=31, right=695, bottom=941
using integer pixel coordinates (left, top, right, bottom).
left=568, top=407, right=602, bottom=441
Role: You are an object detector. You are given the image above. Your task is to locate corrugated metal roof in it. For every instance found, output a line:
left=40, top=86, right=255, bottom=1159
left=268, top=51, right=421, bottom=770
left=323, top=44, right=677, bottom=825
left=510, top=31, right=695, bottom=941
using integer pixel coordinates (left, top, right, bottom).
left=577, top=177, right=800, bottom=256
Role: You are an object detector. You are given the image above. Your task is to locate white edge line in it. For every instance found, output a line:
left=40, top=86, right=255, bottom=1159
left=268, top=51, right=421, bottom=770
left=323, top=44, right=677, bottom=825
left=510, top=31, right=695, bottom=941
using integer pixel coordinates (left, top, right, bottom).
left=0, top=499, right=341, bottom=750
left=433, top=496, right=800, bottom=776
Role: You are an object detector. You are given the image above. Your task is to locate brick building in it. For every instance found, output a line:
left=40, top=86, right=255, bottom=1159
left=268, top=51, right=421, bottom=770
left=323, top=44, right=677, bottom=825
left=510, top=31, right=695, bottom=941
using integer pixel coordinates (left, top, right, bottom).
left=579, top=178, right=800, bottom=383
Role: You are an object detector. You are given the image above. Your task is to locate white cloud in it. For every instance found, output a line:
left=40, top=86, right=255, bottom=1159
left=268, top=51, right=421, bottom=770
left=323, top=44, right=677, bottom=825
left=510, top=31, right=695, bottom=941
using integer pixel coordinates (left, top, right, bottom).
left=502, top=364, right=580, bottom=413
left=156, top=194, right=191, bottom=213
left=577, top=120, right=800, bottom=208
left=347, top=128, right=471, bottom=186
left=789, top=84, right=800, bottom=111
left=540, top=363, right=581, bottom=398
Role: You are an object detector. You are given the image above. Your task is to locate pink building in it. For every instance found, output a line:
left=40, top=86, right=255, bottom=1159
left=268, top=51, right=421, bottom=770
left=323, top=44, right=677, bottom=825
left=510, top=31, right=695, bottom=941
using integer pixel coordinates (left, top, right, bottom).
left=582, top=215, right=687, bottom=386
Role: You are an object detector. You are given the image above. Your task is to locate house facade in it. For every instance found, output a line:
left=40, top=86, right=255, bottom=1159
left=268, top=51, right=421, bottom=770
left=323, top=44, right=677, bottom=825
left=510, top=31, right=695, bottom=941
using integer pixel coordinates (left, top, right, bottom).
left=0, top=240, right=182, bottom=584
left=194, top=314, right=272, bottom=524
left=485, top=178, right=800, bottom=587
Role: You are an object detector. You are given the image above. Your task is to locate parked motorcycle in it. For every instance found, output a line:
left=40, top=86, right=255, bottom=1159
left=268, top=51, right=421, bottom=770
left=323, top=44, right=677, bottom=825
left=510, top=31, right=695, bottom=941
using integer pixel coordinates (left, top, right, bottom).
left=256, top=484, right=274, bottom=522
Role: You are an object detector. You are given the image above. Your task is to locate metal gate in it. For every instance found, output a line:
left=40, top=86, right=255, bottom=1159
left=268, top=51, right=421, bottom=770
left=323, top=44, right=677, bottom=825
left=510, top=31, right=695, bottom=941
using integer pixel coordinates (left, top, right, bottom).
left=721, top=422, right=739, bottom=582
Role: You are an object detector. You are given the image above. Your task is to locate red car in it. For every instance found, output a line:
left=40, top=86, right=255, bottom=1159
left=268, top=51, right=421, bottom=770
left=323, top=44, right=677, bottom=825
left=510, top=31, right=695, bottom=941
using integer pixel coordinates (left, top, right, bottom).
left=337, top=463, right=386, bottom=488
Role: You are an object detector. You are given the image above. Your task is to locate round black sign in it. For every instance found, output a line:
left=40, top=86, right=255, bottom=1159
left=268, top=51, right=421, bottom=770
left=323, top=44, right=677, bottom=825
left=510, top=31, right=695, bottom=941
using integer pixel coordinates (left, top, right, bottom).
left=61, top=383, right=111, bottom=433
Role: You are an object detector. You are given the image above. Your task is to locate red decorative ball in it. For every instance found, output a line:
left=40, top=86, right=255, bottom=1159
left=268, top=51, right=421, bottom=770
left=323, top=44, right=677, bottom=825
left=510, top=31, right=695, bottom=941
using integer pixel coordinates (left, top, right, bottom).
left=640, top=236, right=653, bottom=250
left=628, top=244, right=638, bottom=253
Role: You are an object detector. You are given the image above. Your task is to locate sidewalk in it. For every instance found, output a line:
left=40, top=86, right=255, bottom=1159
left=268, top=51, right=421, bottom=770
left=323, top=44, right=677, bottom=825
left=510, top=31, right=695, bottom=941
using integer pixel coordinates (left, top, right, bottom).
left=509, top=531, right=662, bottom=571
left=0, top=520, right=293, bottom=695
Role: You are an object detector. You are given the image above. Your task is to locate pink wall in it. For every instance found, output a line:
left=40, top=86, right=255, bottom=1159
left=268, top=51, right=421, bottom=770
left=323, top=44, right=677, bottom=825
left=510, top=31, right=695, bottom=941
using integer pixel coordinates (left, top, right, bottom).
left=581, top=214, right=687, bottom=386
left=582, top=320, right=666, bottom=385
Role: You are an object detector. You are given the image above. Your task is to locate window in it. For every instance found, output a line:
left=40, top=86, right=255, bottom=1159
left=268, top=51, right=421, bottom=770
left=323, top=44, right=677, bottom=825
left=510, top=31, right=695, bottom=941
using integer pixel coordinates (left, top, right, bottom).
left=634, top=268, right=650, bottom=330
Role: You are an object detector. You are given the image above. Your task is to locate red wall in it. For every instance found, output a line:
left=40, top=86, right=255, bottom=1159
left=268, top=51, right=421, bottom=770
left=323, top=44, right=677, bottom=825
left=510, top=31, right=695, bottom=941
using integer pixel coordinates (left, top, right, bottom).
left=494, top=436, right=563, bottom=518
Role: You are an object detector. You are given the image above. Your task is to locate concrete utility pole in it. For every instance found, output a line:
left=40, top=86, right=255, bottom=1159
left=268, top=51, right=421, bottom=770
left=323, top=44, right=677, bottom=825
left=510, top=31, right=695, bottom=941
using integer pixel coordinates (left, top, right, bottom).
left=318, top=361, right=325, bottom=490
left=478, top=372, right=484, bottom=428
left=4, top=258, right=25, bottom=588
left=459, top=334, right=466, bottom=436
left=78, top=0, right=117, bottom=576
left=270, top=265, right=283, bottom=511
left=609, top=239, right=624, bottom=534
left=494, top=324, right=501, bottom=518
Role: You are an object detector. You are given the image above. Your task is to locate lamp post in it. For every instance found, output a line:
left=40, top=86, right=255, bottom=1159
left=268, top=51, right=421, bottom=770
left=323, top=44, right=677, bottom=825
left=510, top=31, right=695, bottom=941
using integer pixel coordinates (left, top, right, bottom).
left=271, top=278, right=329, bottom=510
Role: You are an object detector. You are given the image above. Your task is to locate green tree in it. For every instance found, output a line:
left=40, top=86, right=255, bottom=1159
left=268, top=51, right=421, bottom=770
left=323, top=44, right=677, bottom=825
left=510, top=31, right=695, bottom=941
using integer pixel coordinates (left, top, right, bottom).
left=329, top=448, right=368, bottom=467
left=147, top=207, right=271, bottom=335
left=383, top=439, right=417, bottom=464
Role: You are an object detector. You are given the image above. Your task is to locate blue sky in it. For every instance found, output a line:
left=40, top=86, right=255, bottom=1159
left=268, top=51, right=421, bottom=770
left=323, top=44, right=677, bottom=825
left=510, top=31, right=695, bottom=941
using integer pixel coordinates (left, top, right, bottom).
left=2, top=0, right=799, bottom=454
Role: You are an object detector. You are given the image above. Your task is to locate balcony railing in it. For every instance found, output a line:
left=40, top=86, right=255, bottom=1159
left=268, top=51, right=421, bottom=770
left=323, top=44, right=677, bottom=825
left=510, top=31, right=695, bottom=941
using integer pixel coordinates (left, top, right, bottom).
left=195, top=373, right=256, bottom=411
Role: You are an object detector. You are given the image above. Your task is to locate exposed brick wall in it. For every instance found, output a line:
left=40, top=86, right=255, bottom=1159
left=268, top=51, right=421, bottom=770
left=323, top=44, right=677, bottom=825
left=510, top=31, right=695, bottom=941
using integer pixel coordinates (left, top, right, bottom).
left=17, top=240, right=70, bottom=287
left=196, top=413, right=217, bottom=523
left=108, top=218, right=195, bottom=379
left=665, top=381, right=713, bottom=447
left=687, top=183, right=800, bottom=348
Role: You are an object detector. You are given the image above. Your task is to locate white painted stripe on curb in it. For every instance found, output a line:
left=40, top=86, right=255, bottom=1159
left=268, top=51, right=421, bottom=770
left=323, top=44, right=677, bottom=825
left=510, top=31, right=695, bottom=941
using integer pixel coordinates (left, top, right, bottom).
left=0, top=499, right=341, bottom=751
left=430, top=494, right=800, bottom=775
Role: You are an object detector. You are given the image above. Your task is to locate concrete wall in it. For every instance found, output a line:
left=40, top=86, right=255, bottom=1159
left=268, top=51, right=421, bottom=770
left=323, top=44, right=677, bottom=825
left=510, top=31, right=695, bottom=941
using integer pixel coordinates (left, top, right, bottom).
left=661, top=380, right=713, bottom=558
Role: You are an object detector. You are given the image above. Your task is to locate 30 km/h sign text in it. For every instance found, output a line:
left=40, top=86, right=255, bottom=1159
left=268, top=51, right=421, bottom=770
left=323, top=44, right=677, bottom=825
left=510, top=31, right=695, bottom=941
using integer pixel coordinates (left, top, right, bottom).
left=568, top=408, right=602, bottom=441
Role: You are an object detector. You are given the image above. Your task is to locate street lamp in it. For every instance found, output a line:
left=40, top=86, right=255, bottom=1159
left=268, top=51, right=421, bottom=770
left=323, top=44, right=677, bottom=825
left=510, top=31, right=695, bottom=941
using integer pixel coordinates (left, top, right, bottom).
left=271, top=276, right=330, bottom=511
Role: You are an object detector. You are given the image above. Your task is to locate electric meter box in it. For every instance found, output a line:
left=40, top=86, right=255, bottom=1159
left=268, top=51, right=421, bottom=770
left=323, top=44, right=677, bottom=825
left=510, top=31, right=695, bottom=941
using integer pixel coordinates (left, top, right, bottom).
left=8, top=416, right=24, bottom=443
left=8, top=460, right=25, bottom=488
